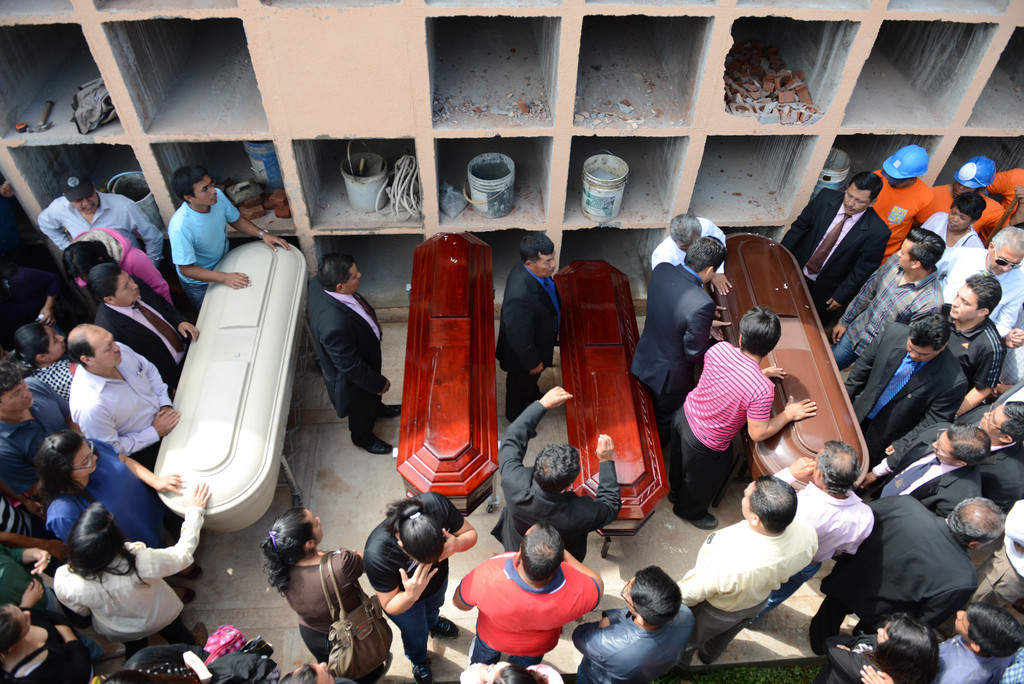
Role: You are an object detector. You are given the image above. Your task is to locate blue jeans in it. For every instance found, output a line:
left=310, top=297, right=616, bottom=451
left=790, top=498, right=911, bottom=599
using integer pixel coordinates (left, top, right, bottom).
left=469, top=635, right=543, bottom=668
left=178, top=278, right=208, bottom=311
left=831, top=334, right=859, bottom=370
left=385, top=579, right=447, bottom=665
left=751, top=561, right=822, bottom=622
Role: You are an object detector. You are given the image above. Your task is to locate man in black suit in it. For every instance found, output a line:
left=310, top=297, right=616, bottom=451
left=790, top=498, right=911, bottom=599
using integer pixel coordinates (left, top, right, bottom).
left=846, top=312, right=969, bottom=465
left=632, top=236, right=727, bottom=447
left=491, top=386, right=620, bottom=562
left=781, top=172, right=889, bottom=325
left=88, top=263, right=197, bottom=392
left=974, top=402, right=1024, bottom=510
left=862, top=423, right=988, bottom=518
left=308, top=253, right=399, bottom=455
left=809, top=496, right=1005, bottom=654
left=496, top=234, right=560, bottom=422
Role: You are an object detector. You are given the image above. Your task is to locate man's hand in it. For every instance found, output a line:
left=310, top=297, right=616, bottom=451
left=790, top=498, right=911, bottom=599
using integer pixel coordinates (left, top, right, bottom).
left=783, top=396, right=817, bottom=422
left=153, top=473, right=185, bottom=494
left=787, top=456, right=816, bottom=483
left=529, top=362, right=544, bottom=375
left=831, top=324, right=847, bottom=344
left=152, top=406, right=181, bottom=437
left=221, top=272, right=251, bottom=289
left=709, top=273, right=732, bottom=295
left=595, top=434, right=615, bottom=462
left=762, top=366, right=786, bottom=379
left=177, top=322, right=200, bottom=341
left=0, top=182, right=13, bottom=198
left=262, top=233, right=291, bottom=251
left=1006, top=328, right=1024, bottom=349
left=399, top=562, right=437, bottom=601
left=860, top=471, right=878, bottom=489
left=539, top=386, right=572, bottom=409
left=884, top=444, right=895, bottom=456
left=20, top=577, right=43, bottom=607
left=825, top=298, right=843, bottom=311
left=379, top=379, right=391, bottom=395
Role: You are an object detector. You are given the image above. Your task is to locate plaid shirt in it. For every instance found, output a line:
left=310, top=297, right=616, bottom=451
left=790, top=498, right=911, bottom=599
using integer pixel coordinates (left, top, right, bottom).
left=840, top=253, right=943, bottom=355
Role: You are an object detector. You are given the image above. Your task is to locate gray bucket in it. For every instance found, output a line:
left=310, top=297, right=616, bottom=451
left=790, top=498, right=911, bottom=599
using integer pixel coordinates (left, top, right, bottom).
left=582, top=154, right=628, bottom=222
left=341, top=153, right=389, bottom=213
left=108, top=171, right=164, bottom=230
left=467, top=153, right=515, bottom=219
left=811, top=148, right=851, bottom=199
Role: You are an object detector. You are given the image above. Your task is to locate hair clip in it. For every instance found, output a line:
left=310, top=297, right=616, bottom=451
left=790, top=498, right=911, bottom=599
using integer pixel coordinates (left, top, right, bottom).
left=408, top=511, right=421, bottom=520
left=268, top=530, right=279, bottom=551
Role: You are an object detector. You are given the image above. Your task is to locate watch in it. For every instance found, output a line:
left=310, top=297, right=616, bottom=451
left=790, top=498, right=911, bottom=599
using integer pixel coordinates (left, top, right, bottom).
left=257, top=229, right=268, bottom=239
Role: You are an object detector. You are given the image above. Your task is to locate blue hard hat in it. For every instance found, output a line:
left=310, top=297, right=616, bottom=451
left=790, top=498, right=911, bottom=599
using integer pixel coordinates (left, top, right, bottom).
left=955, top=156, right=996, bottom=188
left=882, top=145, right=929, bottom=179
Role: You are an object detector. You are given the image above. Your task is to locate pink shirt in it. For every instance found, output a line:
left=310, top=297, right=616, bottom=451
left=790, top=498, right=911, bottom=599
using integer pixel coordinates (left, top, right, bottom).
left=684, top=342, right=774, bottom=452
left=106, top=300, right=185, bottom=364
left=803, top=206, right=867, bottom=281
left=325, top=291, right=381, bottom=340
left=776, top=469, right=875, bottom=563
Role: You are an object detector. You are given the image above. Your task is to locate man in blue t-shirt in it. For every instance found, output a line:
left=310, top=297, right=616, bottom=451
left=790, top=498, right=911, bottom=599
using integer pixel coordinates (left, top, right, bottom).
left=167, top=164, right=290, bottom=309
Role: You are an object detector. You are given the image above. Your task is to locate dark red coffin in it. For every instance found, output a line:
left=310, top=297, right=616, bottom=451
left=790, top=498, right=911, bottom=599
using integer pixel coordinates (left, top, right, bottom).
left=712, top=234, right=868, bottom=479
left=397, top=233, right=498, bottom=514
left=555, top=260, right=668, bottom=535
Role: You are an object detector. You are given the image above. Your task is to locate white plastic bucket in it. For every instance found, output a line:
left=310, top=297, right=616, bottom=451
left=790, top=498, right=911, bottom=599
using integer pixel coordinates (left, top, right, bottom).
left=243, top=141, right=283, bottom=189
left=467, top=153, right=515, bottom=219
left=341, top=153, right=389, bottom=213
left=582, top=154, right=628, bottom=222
left=811, top=148, right=851, bottom=199
left=108, top=171, right=164, bottom=230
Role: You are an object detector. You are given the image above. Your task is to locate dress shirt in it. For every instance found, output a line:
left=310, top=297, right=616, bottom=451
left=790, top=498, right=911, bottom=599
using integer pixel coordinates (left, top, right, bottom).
left=650, top=217, right=727, bottom=274
left=775, top=469, right=874, bottom=563
left=840, top=253, right=943, bottom=355
left=1005, top=501, right=1024, bottom=576
left=37, top=193, right=163, bottom=264
left=106, top=300, right=185, bottom=363
left=935, top=635, right=1015, bottom=684
left=939, top=247, right=1024, bottom=336
left=803, top=206, right=866, bottom=281
left=69, top=344, right=171, bottom=455
left=325, top=290, right=381, bottom=340
left=872, top=451, right=961, bottom=495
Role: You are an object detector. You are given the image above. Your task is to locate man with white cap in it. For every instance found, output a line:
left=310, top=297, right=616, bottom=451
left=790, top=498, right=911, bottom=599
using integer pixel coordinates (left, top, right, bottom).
left=37, top=169, right=163, bottom=265
left=921, top=156, right=1005, bottom=242
left=872, top=145, right=935, bottom=262
left=972, top=499, right=1024, bottom=610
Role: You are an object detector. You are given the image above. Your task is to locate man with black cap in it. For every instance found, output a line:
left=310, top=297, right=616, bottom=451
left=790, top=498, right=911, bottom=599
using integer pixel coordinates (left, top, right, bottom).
left=37, top=169, right=164, bottom=266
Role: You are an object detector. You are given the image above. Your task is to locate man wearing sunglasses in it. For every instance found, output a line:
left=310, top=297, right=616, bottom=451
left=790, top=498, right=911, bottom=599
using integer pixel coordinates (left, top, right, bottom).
left=940, top=226, right=1024, bottom=348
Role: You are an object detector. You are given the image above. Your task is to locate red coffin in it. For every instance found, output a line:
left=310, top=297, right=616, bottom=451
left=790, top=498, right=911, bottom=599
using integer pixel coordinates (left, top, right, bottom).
left=397, top=233, right=498, bottom=514
left=712, top=234, right=868, bottom=479
left=555, top=260, right=668, bottom=535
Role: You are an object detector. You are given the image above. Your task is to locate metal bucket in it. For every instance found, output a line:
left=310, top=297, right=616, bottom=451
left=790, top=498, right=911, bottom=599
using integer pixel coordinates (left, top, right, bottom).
left=108, top=171, right=164, bottom=230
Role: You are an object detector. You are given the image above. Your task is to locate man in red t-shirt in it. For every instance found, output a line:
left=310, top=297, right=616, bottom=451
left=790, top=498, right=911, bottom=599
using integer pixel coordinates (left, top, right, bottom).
left=454, top=522, right=603, bottom=666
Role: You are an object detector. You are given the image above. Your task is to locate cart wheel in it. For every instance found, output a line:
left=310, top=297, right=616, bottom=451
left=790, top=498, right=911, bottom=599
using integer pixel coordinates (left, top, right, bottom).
left=486, top=503, right=496, bottom=513
left=291, top=492, right=303, bottom=507
left=601, top=537, right=611, bottom=559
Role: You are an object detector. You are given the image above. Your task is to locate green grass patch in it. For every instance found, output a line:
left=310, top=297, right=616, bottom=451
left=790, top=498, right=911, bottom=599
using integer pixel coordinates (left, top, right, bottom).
left=655, top=664, right=821, bottom=684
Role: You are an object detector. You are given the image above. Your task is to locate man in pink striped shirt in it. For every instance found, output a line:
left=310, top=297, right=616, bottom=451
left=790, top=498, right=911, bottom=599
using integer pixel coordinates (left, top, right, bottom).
left=669, top=307, right=817, bottom=529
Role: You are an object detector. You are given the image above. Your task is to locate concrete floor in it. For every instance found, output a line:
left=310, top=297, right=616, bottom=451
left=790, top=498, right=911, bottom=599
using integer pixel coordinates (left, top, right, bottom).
left=96, top=318, right=832, bottom=679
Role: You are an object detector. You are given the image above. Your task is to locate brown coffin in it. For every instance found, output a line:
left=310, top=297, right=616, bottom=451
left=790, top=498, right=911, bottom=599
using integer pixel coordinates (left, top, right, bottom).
left=397, top=233, right=498, bottom=514
left=555, top=260, right=668, bottom=536
left=711, top=234, right=868, bottom=479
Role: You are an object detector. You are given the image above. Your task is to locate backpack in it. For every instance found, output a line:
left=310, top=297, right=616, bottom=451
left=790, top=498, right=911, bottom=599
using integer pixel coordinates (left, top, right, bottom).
left=71, top=78, right=118, bottom=134
left=203, top=625, right=246, bottom=664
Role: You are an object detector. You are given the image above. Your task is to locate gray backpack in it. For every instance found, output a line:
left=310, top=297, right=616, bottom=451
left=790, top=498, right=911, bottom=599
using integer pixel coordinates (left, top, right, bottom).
left=71, top=78, right=118, bottom=134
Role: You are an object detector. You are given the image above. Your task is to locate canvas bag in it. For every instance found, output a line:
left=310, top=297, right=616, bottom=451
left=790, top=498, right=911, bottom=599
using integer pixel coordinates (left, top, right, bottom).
left=318, top=553, right=393, bottom=679
left=71, top=78, right=118, bottom=134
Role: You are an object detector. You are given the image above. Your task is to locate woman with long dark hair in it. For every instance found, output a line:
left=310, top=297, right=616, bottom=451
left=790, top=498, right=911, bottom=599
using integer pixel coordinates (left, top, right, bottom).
left=53, top=484, right=210, bottom=658
left=8, top=322, right=72, bottom=405
left=63, top=228, right=172, bottom=304
left=0, top=604, right=91, bottom=683
left=261, top=507, right=388, bottom=684
left=813, top=613, right=939, bottom=684
left=363, top=493, right=477, bottom=684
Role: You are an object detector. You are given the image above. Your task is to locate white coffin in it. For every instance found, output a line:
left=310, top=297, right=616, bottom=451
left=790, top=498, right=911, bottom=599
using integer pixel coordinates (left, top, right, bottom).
left=156, top=242, right=307, bottom=531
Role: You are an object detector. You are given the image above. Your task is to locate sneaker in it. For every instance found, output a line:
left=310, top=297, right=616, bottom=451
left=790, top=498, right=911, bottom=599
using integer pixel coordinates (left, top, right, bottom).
left=430, top=615, right=459, bottom=639
left=412, top=660, right=432, bottom=684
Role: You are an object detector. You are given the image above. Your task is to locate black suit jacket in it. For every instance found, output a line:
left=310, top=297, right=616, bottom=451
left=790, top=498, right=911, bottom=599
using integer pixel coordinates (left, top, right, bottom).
left=979, top=443, right=1024, bottom=511
left=631, top=263, right=714, bottom=396
left=846, top=323, right=968, bottom=459
left=496, top=263, right=559, bottom=374
left=781, top=189, right=890, bottom=313
left=821, top=496, right=977, bottom=628
left=93, top=277, right=188, bottom=390
left=879, top=439, right=981, bottom=518
left=490, top=401, right=620, bottom=562
left=307, top=280, right=385, bottom=419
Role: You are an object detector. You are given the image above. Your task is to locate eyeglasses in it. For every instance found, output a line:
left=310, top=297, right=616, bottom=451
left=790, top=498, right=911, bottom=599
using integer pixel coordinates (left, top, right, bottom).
left=71, top=440, right=97, bottom=470
left=620, top=578, right=635, bottom=609
left=995, top=257, right=1022, bottom=269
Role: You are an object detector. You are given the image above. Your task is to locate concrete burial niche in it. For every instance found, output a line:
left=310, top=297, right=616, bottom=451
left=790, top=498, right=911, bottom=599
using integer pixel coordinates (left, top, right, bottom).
left=427, top=16, right=560, bottom=129
left=293, top=138, right=421, bottom=232
left=313, top=234, right=420, bottom=311
left=559, top=226, right=664, bottom=300
left=9, top=143, right=141, bottom=213
left=736, top=0, right=868, bottom=8
left=575, top=15, right=712, bottom=129
left=968, top=27, right=1024, bottom=130
left=844, top=20, right=998, bottom=129
left=94, top=0, right=235, bottom=9
left=936, top=136, right=1024, bottom=186
left=0, top=23, right=115, bottom=140
left=0, top=0, right=71, bottom=15
left=830, top=133, right=943, bottom=183
left=564, top=135, right=687, bottom=227
left=690, top=135, right=817, bottom=224
left=888, top=0, right=1008, bottom=14
left=103, top=18, right=267, bottom=136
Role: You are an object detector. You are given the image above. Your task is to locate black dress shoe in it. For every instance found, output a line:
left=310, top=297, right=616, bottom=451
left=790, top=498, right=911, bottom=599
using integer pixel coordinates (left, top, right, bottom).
left=378, top=404, right=402, bottom=419
left=356, top=438, right=393, bottom=455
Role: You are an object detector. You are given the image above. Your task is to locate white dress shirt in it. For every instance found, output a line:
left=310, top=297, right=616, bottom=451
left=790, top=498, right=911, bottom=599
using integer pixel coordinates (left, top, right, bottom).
left=37, top=193, right=163, bottom=265
left=651, top=216, right=727, bottom=274
left=939, top=247, right=1024, bottom=336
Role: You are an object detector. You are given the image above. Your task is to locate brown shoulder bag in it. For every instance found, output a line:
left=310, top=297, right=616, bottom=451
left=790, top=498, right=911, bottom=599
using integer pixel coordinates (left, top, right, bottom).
left=318, top=554, right=393, bottom=679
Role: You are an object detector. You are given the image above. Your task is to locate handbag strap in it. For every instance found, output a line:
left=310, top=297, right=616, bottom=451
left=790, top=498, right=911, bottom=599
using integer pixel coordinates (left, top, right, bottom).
left=318, top=554, right=349, bottom=622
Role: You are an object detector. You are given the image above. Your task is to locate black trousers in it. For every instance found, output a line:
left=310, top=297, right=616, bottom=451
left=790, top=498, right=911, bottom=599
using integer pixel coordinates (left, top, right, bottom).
left=124, top=615, right=194, bottom=659
left=348, top=389, right=384, bottom=446
left=504, top=370, right=541, bottom=423
left=649, top=389, right=687, bottom=449
left=809, top=595, right=855, bottom=656
left=670, top=408, right=733, bottom=520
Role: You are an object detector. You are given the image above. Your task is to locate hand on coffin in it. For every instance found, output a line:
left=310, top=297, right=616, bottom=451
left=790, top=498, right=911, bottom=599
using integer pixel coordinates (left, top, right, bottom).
left=153, top=472, right=186, bottom=494
left=178, top=322, right=200, bottom=341
left=762, top=366, right=786, bottom=379
left=399, top=562, right=438, bottom=601
left=222, top=272, right=251, bottom=289
left=595, top=434, right=615, bottom=462
left=539, top=386, right=572, bottom=409
left=709, top=273, right=733, bottom=295
left=184, top=482, right=211, bottom=509
left=783, top=396, right=816, bottom=422
left=787, top=456, right=816, bottom=483
left=860, top=471, right=878, bottom=489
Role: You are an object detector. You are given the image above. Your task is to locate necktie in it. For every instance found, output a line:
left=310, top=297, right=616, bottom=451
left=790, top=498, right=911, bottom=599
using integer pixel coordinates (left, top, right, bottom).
left=880, top=457, right=941, bottom=498
left=132, top=302, right=184, bottom=353
left=354, top=293, right=382, bottom=338
left=805, top=213, right=850, bottom=275
left=541, top=277, right=560, bottom=327
left=867, top=353, right=920, bottom=419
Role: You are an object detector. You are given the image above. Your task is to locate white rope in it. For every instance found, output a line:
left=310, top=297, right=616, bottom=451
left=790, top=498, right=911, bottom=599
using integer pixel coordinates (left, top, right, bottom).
left=377, top=154, right=422, bottom=221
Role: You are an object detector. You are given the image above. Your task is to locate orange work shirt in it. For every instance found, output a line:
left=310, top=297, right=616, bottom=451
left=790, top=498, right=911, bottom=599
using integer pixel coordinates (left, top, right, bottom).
left=872, top=170, right=934, bottom=259
left=987, top=169, right=1024, bottom=209
left=920, top=184, right=1005, bottom=241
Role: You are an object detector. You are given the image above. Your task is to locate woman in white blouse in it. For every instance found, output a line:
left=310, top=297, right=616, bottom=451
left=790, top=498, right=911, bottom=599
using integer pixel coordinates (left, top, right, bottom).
left=54, top=483, right=209, bottom=658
